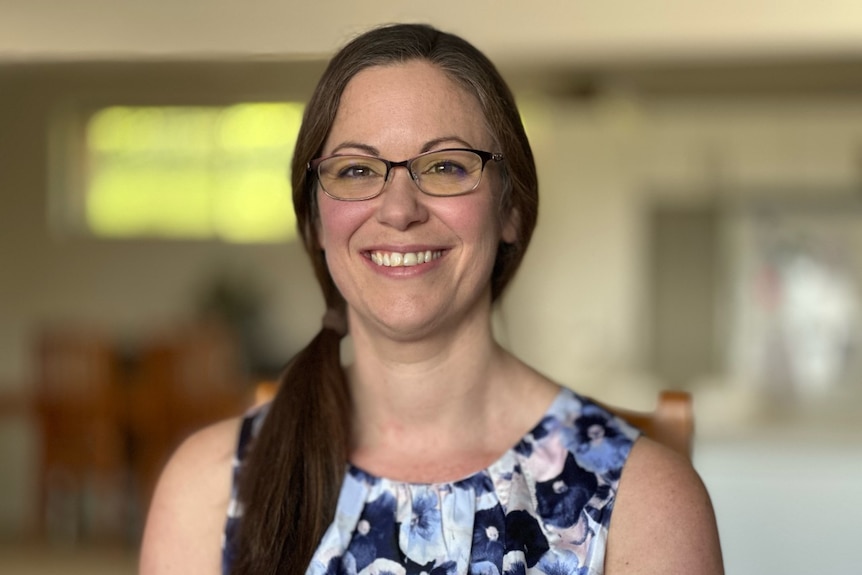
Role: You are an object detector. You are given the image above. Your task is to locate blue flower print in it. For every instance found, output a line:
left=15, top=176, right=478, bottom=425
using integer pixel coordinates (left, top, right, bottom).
left=454, top=471, right=495, bottom=496
left=502, top=559, right=526, bottom=575
left=514, top=415, right=558, bottom=457
left=410, top=491, right=442, bottom=541
left=404, top=558, right=457, bottom=575
left=504, top=510, right=549, bottom=568
left=537, top=550, right=588, bottom=575
left=349, top=465, right=382, bottom=486
left=471, top=505, right=506, bottom=567
left=324, top=552, right=355, bottom=575
left=361, top=557, right=406, bottom=575
left=400, top=489, right=447, bottom=566
left=432, top=560, right=458, bottom=574
left=572, top=407, right=632, bottom=478
left=347, top=491, right=399, bottom=571
left=530, top=415, right=557, bottom=442
left=222, top=516, right=239, bottom=572
left=470, top=560, right=500, bottom=575
left=513, top=437, right=533, bottom=458
left=534, top=453, right=597, bottom=529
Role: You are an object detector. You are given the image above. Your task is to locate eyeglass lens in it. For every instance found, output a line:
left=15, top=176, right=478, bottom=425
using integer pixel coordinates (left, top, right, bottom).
left=316, top=149, right=490, bottom=200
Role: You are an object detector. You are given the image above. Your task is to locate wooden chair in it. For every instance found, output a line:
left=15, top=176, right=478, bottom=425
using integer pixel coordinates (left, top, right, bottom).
left=33, top=326, right=128, bottom=542
left=127, top=321, right=250, bottom=511
left=252, top=383, right=695, bottom=459
left=601, top=390, right=694, bottom=459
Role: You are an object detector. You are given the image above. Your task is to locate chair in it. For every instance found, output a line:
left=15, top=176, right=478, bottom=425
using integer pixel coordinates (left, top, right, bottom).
left=252, top=382, right=695, bottom=460
left=127, top=321, right=250, bottom=510
left=601, top=390, right=694, bottom=459
left=33, top=326, right=128, bottom=542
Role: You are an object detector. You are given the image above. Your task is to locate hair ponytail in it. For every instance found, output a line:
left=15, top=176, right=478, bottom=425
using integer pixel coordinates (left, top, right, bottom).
left=231, top=306, right=349, bottom=574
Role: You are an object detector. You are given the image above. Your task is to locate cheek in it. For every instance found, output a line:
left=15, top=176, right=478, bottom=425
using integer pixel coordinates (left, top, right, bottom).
left=442, top=195, right=503, bottom=251
left=316, top=194, right=372, bottom=251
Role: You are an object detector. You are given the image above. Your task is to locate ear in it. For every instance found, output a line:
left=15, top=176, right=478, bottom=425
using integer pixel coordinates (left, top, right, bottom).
left=501, top=206, right=520, bottom=244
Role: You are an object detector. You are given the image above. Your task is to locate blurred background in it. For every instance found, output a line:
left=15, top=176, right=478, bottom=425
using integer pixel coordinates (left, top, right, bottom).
left=2, top=1, right=862, bottom=573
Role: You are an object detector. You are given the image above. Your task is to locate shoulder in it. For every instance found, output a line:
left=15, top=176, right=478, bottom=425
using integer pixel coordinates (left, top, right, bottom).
left=139, top=416, right=243, bottom=575
left=606, top=437, right=724, bottom=575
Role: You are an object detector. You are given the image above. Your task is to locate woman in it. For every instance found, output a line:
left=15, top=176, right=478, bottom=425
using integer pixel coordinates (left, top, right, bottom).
left=140, top=23, right=723, bottom=575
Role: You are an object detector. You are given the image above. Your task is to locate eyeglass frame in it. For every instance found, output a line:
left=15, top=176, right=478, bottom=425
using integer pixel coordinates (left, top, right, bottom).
left=307, top=147, right=505, bottom=201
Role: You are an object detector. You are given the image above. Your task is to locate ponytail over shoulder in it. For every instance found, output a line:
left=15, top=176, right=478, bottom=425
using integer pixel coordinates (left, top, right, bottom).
left=231, top=304, right=349, bottom=574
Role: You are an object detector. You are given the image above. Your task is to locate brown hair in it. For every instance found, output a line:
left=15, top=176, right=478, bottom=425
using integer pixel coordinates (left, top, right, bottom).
left=231, top=23, right=538, bottom=574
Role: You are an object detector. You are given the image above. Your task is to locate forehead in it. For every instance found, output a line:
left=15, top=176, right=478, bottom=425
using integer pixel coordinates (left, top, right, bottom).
left=325, top=60, right=492, bottom=153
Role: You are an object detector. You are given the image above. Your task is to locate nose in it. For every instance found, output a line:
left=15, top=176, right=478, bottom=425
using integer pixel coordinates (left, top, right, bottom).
left=375, top=165, right=428, bottom=230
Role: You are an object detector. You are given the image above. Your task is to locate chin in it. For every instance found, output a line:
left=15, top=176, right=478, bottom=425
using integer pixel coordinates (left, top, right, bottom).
left=376, top=313, right=443, bottom=341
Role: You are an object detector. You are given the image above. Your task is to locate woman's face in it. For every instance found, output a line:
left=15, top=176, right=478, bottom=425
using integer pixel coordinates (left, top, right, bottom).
left=315, top=60, right=516, bottom=341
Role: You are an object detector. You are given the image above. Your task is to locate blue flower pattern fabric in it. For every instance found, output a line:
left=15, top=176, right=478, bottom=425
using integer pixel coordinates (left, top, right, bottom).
left=223, top=388, right=640, bottom=575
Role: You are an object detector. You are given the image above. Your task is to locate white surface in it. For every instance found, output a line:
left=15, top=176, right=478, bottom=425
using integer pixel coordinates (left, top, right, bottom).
left=2, top=1, right=862, bottom=63
left=696, top=433, right=861, bottom=575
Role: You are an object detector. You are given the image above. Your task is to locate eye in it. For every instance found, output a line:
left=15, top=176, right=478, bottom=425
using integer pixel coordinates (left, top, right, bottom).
left=422, top=157, right=471, bottom=178
left=336, top=161, right=383, bottom=179
left=417, top=150, right=482, bottom=181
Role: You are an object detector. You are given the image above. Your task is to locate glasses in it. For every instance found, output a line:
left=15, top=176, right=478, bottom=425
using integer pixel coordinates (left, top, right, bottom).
left=308, top=148, right=504, bottom=201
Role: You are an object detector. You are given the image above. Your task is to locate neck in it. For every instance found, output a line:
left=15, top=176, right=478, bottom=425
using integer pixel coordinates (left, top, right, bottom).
left=344, top=303, right=558, bottom=482
left=347, top=301, right=505, bottom=424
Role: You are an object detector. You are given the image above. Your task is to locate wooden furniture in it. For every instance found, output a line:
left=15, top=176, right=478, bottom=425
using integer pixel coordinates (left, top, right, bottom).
left=127, top=321, right=250, bottom=508
left=30, top=321, right=252, bottom=543
left=33, top=327, right=128, bottom=542
left=601, top=390, right=695, bottom=459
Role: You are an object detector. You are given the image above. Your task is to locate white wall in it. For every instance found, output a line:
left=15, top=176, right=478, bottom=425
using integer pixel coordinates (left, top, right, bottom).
left=2, top=0, right=862, bottom=64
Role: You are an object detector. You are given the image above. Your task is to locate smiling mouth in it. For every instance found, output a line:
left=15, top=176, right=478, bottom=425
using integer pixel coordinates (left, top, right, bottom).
left=369, top=250, right=443, bottom=267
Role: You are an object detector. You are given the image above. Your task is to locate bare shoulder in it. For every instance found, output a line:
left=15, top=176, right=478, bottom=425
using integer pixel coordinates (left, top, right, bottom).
left=139, top=416, right=242, bottom=575
left=606, top=437, right=724, bottom=575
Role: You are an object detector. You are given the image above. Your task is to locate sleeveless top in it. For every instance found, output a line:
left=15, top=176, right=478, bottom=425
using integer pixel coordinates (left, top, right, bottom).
left=222, top=387, right=640, bottom=575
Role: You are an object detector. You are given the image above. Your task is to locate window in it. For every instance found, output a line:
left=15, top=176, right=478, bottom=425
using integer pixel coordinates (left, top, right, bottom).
left=57, top=102, right=305, bottom=243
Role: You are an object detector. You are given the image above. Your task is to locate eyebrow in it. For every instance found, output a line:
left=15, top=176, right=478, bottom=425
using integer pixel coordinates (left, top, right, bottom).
left=420, top=137, right=474, bottom=153
left=330, top=141, right=379, bottom=156
left=328, top=136, right=475, bottom=158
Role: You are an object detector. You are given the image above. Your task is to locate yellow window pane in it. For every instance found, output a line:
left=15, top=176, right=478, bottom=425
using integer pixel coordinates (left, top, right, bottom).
left=89, top=107, right=219, bottom=155
left=88, top=167, right=212, bottom=237
left=218, top=103, right=305, bottom=150
left=84, top=103, right=304, bottom=242
left=213, top=171, right=296, bottom=243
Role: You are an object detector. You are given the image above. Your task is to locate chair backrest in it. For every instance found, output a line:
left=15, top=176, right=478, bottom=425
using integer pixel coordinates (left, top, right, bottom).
left=33, top=326, right=128, bottom=540
left=602, top=390, right=694, bottom=459
left=129, top=321, right=249, bottom=503
left=35, top=327, right=123, bottom=463
left=36, top=327, right=118, bottom=408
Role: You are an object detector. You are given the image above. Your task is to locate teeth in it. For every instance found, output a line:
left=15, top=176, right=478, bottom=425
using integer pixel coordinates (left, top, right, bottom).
left=370, top=250, right=440, bottom=267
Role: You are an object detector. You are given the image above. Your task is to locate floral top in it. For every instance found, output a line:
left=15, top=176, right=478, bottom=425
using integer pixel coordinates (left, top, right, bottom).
left=222, top=388, right=640, bottom=575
